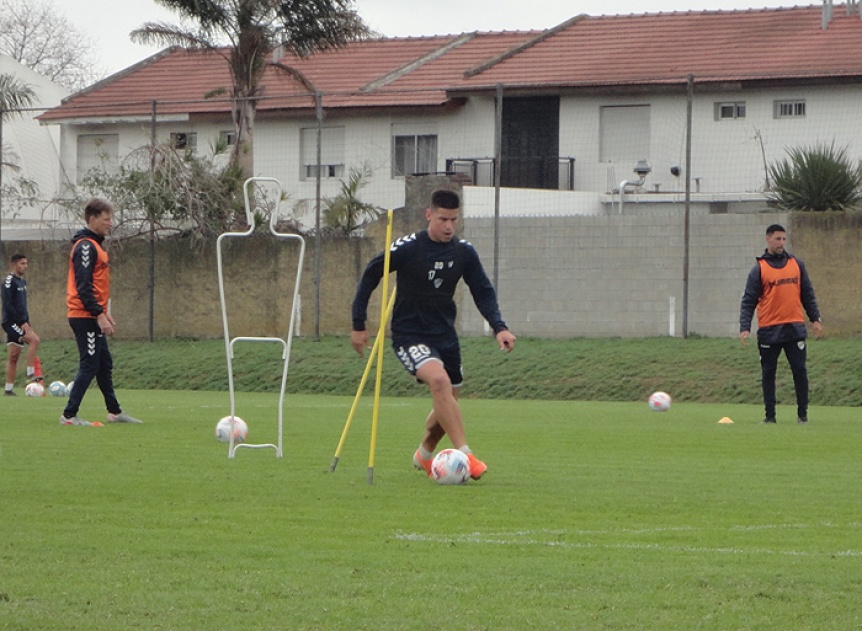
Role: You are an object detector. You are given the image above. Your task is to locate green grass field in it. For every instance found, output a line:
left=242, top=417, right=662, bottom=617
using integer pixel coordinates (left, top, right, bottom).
left=3, top=388, right=861, bottom=630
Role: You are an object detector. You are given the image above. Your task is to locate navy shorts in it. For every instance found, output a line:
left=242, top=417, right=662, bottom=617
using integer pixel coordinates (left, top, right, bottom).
left=392, top=338, right=463, bottom=387
left=3, top=322, right=25, bottom=346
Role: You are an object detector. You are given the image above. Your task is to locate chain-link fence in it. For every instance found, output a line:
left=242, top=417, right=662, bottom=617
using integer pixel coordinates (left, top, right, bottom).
left=4, top=77, right=862, bottom=338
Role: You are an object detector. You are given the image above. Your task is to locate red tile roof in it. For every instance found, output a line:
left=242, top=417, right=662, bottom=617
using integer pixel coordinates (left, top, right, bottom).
left=39, top=5, right=862, bottom=122
left=452, top=5, right=862, bottom=90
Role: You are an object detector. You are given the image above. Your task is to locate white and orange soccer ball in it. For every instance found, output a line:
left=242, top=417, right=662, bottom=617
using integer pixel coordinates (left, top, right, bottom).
left=430, top=449, right=471, bottom=485
left=648, top=391, right=672, bottom=412
left=25, top=382, right=45, bottom=397
left=215, top=416, right=248, bottom=444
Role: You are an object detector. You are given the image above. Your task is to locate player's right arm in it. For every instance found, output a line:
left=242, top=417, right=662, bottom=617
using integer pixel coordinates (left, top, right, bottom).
left=350, top=250, right=390, bottom=356
left=738, top=264, right=761, bottom=344
left=351, top=251, right=385, bottom=330
left=350, top=241, right=406, bottom=351
left=351, top=330, right=370, bottom=356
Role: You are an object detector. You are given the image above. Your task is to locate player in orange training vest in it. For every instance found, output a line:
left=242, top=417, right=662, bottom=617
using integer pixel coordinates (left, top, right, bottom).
left=739, top=224, right=822, bottom=425
left=61, top=198, right=143, bottom=427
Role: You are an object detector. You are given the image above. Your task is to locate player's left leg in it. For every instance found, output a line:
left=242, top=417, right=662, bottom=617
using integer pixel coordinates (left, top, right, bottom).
left=416, top=357, right=485, bottom=480
left=5, top=341, right=23, bottom=395
left=418, top=343, right=464, bottom=453
left=416, top=360, right=465, bottom=448
left=94, top=335, right=121, bottom=415
left=784, top=339, right=809, bottom=423
left=758, top=343, right=782, bottom=422
left=22, top=329, right=42, bottom=383
left=4, top=322, right=25, bottom=395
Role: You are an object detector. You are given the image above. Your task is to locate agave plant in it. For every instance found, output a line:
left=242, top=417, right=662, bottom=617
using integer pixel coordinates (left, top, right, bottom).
left=322, top=165, right=382, bottom=234
left=768, top=142, right=862, bottom=211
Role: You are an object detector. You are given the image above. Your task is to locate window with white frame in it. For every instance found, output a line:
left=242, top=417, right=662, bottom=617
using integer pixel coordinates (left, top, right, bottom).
left=170, top=132, right=197, bottom=150
left=774, top=100, right=806, bottom=119
left=219, top=130, right=237, bottom=146
left=300, top=126, right=345, bottom=179
left=599, top=105, right=650, bottom=164
left=391, top=123, right=438, bottom=177
left=715, top=102, right=746, bottom=120
left=76, top=134, right=119, bottom=183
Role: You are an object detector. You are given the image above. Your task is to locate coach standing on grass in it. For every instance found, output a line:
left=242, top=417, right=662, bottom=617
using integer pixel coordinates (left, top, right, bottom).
left=739, top=223, right=822, bottom=425
left=351, top=189, right=516, bottom=480
left=60, top=198, right=143, bottom=427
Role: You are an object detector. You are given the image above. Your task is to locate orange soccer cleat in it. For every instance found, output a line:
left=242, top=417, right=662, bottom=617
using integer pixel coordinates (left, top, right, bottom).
left=467, top=454, right=487, bottom=480
left=412, top=449, right=434, bottom=476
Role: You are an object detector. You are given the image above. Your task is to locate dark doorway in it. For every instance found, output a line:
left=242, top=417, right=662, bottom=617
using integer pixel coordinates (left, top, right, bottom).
left=501, top=96, right=560, bottom=189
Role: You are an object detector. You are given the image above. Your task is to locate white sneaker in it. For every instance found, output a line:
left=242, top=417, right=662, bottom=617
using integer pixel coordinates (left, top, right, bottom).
left=107, top=412, right=143, bottom=424
left=59, top=415, right=101, bottom=427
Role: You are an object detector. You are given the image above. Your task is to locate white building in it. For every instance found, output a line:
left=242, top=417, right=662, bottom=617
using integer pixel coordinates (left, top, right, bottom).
left=36, top=4, right=862, bottom=223
left=1, top=53, right=69, bottom=230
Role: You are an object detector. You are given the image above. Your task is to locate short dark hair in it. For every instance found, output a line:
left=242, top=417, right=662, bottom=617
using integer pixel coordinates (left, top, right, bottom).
left=84, top=198, right=114, bottom=223
left=11, top=253, right=26, bottom=263
left=766, top=224, right=786, bottom=235
left=430, top=189, right=460, bottom=211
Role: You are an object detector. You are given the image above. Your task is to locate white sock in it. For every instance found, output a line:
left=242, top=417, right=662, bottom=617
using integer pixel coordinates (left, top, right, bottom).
left=5, top=383, right=13, bottom=392
left=26, top=367, right=34, bottom=377
left=418, top=445, right=433, bottom=460
left=459, top=445, right=472, bottom=456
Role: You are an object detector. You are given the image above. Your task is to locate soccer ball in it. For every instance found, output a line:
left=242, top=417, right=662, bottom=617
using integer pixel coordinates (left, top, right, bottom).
left=49, top=381, right=66, bottom=397
left=25, top=382, right=45, bottom=397
left=430, top=449, right=471, bottom=485
left=215, top=416, right=248, bottom=444
left=65, top=381, right=75, bottom=397
left=648, top=391, right=672, bottom=412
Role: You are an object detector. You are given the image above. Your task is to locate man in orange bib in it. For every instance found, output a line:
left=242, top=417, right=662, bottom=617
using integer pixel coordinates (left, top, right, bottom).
left=60, top=198, right=143, bottom=427
left=739, top=224, right=822, bottom=424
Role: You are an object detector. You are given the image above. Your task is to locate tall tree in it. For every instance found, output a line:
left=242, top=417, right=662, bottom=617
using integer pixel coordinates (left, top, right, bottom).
left=1, top=72, right=37, bottom=238
left=0, top=0, right=103, bottom=91
left=131, top=0, right=373, bottom=177
left=0, top=73, right=36, bottom=170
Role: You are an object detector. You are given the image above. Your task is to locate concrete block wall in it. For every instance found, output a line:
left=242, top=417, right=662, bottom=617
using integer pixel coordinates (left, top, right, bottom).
left=459, top=211, right=787, bottom=338
left=11, top=207, right=858, bottom=341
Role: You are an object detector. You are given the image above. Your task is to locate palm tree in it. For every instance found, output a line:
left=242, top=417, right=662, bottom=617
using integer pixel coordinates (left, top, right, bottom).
left=0, top=73, right=37, bottom=170
left=131, top=0, right=372, bottom=177
left=322, top=164, right=382, bottom=234
left=1, top=73, right=37, bottom=240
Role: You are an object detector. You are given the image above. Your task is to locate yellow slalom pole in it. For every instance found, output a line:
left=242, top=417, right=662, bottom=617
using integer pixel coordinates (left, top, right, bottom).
left=330, top=287, right=396, bottom=472
left=368, top=209, right=394, bottom=485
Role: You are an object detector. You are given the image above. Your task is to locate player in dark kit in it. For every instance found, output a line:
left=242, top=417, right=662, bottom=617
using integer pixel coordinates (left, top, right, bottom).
left=351, top=189, right=516, bottom=480
left=3, top=254, right=43, bottom=395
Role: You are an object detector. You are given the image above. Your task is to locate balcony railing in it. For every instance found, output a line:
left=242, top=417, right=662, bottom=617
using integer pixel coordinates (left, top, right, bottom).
left=445, top=157, right=576, bottom=190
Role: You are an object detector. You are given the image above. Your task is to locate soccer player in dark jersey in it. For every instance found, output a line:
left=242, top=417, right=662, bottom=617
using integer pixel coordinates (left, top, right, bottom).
left=739, top=224, right=822, bottom=424
left=2, top=254, right=43, bottom=395
left=61, top=198, right=143, bottom=426
left=351, top=189, right=516, bottom=480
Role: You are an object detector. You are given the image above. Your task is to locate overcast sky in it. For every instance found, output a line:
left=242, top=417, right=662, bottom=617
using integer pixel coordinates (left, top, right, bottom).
left=58, top=0, right=799, bottom=78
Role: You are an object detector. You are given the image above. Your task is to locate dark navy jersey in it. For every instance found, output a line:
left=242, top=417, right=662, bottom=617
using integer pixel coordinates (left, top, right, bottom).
left=352, top=230, right=507, bottom=342
left=1, top=273, right=28, bottom=326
